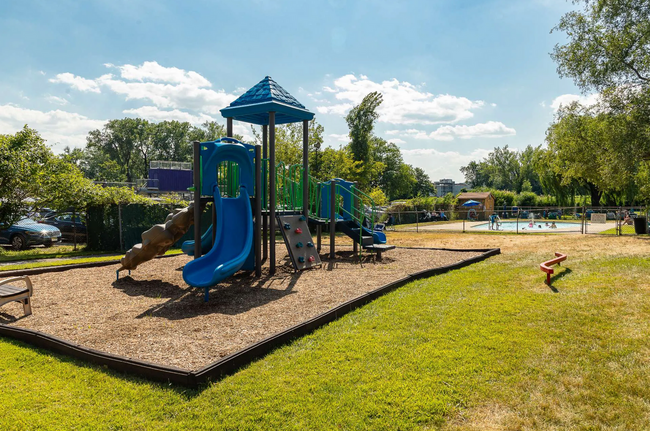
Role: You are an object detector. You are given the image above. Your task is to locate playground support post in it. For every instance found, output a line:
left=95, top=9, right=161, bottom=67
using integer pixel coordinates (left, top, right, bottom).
left=262, top=125, right=268, bottom=261
left=330, top=179, right=336, bottom=260
left=193, top=140, right=201, bottom=259
left=316, top=225, right=322, bottom=252
left=269, top=112, right=276, bottom=275
left=353, top=190, right=358, bottom=253
left=226, top=117, right=233, bottom=138
left=254, top=145, right=262, bottom=277
left=302, top=120, right=309, bottom=218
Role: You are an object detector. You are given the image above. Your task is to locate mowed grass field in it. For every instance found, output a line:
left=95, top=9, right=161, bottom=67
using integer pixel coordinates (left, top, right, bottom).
left=2, top=232, right=650, bottom=430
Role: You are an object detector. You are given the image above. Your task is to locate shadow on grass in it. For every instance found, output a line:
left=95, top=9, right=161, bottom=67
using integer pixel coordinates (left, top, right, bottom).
left=548, top=267, right=572, bottom=293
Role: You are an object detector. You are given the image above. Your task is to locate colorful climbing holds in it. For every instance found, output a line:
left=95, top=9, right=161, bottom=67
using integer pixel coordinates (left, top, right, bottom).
left=295, top=228, right=303, bottom=234
left=307, top=242, right=314, bottom=248
left=299, top=215, right=306, bottom=221
left=296, top=242, right=303, bottom=248
left=284, top=223, right=291, bottom=230
left=308, top=256, right=315, bottom=262
left=298, top=256, right=305, bottom=263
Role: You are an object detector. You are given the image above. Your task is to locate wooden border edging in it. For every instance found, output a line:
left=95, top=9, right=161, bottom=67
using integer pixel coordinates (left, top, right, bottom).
left=0, top=253, right=183, bottom=278
left=0, top=247, right=500, bottom=388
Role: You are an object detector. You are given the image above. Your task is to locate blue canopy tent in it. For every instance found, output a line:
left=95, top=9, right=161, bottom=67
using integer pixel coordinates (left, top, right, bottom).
left=462, top=200, right=481, bottom=207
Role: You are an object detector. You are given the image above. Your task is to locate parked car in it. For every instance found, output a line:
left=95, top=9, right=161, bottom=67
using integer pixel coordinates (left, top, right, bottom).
left=39, top=213, right=87, bottom=241
left=0, top=218, right=62, bottom=250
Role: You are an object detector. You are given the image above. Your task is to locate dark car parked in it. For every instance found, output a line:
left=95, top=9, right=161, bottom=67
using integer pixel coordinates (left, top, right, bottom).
left=0, top=218, right=62, bottom=250
left=39, top=213, right=86, bottom=241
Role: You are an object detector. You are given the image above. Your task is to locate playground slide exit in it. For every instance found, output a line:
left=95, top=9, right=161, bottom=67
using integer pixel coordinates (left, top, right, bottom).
left=182, top=187, right=253, bottom=294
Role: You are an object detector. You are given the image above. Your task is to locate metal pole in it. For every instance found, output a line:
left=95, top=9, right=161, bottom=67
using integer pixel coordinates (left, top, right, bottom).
left=302, top=119, right=309, bottom=218
left=317, top=224, right=321, bottom=252
left=262, top=125, right=268, bottom=261
left=118, top=204, right=123, bottom=251
left=72, top=207, right=77, bottom=251
left=269, top=112, right=276, bottom=275
left=330, top=179, right=336, bottom=260
left=193, top=140, right=201, bottom=259
left=227, top=117, right=233, bottom=138
left=416, top=207, right=419, bottom=233
left=255, top=145, right=262, bottom=277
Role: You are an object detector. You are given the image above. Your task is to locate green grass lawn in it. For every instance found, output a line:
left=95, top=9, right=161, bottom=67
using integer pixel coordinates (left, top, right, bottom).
left=0, top=245, right=108, bottom=263
left=0, top=249, right=184, bottom=271
left=2, top=238, right=650, bottom=429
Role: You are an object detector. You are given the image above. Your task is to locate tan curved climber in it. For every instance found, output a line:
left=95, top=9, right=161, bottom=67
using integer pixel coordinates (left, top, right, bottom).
left=118, top=203, right=199, bottom=272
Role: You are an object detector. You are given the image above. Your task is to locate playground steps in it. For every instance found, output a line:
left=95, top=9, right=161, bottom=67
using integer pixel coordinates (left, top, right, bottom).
left=336, top=220, right=375, bottom=247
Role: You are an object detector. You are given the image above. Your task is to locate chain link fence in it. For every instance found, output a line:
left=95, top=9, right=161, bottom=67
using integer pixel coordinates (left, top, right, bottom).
left=86, top=203, right=212, bottom=252
left=379, top=206, right=649, bottom=235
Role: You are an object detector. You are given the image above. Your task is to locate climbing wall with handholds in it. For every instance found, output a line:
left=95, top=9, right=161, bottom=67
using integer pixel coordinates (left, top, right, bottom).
left=277, top=214, right=322, bottom=270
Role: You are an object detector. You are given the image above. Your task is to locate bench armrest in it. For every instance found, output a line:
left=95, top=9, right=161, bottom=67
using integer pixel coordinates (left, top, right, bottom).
left=0, top=276, right=33, bottom=295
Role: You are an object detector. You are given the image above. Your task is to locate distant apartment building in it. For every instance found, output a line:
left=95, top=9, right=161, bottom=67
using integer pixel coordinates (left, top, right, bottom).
left=434, top=179, right=467, bottom=197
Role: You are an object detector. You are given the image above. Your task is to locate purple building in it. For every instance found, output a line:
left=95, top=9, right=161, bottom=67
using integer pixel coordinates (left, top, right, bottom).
left=148, top=161, right=193, bottom=192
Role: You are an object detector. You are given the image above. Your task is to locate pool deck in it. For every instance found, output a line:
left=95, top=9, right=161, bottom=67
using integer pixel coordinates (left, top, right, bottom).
left=400, top=220, right=616, bottom=234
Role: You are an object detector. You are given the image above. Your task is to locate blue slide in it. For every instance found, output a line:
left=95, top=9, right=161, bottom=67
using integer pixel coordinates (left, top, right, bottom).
left=182, top=187, right=253, bottom=300
left=181, top=224, right=213, bottom=256
left=182, top=142, right=255, bottom=301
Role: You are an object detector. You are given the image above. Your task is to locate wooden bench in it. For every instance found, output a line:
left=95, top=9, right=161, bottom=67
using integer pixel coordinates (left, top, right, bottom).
left=0, top=276, right=33, bottom=316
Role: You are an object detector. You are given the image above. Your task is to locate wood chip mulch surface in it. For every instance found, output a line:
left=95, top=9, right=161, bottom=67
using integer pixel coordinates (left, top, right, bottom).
left=2, top=246, right=483, bottom=370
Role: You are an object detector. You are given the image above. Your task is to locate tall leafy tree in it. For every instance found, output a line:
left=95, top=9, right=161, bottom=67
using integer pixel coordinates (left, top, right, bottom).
left=412, top=167, right=435, bottom=197
left=552, top=0, right=650, bottom=92
left=346, top=92, right=383, bottom=163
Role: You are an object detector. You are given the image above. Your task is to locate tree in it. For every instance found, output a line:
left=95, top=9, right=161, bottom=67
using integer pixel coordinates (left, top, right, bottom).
left=152, top=121, right=193, bottom=162
left=460, top=161, right=489, bottom=189
left=412, top=167, right=435, bottom=197
left=552, top=0, right=650, bottom=92
left=346, top=91, right=383, bottom=163
left=0, top=127, right=51, bottom=226
left=0, top=126, right=99, bottom=227
left=87, top=119, right=142, bottom=182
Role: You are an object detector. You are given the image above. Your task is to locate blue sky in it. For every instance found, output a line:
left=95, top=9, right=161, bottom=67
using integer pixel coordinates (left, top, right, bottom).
left=0, top=0, right=593, bottom=181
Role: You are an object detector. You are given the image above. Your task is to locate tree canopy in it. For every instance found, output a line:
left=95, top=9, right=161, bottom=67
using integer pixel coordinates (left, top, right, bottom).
left=552, top=0, right=650, bottom=92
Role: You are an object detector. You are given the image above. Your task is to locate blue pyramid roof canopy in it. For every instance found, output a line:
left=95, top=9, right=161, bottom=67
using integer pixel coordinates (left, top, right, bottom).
left=220, top=76, right=314, bottom=125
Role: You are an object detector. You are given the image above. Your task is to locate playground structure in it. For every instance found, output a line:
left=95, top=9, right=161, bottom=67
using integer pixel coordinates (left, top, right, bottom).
left=540, top=252, right=567, bottom=284
left=118, top=76, right=393, bottom=300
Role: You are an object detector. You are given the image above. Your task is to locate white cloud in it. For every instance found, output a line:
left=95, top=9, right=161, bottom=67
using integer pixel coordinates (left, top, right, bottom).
left=317, top=103, right=353, bottom=116
left=329, top=133, right=349, bottom=142
left=0, top=104, right=105, bottom=151
left=550, top=93, right=600, bottom=111
left=39, top=71, right=46, bottom=76
left=428, top=121, right=516, bottom=141
left=123, top=106, right=214, bottom=124
left=51, top=61, right=240, bottom=114
left=233, top=123, right=254, bottom=142
left=104, top=61, right=212, bottom=87
left=388, top=138, right=406, bottom=145
left=50, top=72, right=101, bottom=93
left=316, top=74, right=485, bottom=125
left=387, top=121, right=516, bottom=141
left=45, top=95, right=69, bottom=106
left=401, top=147, right=492, bottom=181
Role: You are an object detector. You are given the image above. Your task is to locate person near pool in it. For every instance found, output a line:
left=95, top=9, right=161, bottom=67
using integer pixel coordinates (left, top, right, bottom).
left=550, top=222, right=557, bottom=229
left=489, top=213, right=500, bottom=230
